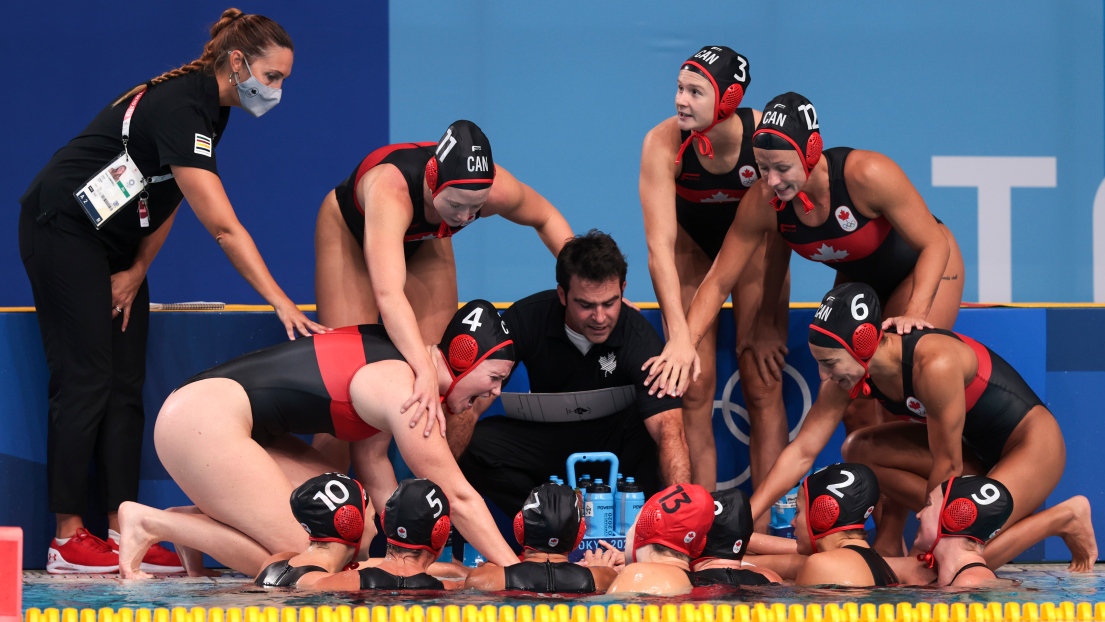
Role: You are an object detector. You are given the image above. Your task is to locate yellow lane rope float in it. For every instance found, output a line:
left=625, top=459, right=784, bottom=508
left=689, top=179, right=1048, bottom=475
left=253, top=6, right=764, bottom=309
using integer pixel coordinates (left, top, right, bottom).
left=22, top=603, right=1105, bottom=622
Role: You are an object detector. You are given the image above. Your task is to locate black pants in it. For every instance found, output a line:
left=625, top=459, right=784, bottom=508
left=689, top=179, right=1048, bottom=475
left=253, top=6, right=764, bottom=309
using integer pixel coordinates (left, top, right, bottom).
left=19, top=209, right=150, bottom=515
left=458, top=414, right=661, bottom=519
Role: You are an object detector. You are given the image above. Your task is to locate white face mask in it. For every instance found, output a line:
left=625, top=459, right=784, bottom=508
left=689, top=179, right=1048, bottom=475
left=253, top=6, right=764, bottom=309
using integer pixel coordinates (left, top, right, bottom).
left=231, top=54, right=282, bottom=118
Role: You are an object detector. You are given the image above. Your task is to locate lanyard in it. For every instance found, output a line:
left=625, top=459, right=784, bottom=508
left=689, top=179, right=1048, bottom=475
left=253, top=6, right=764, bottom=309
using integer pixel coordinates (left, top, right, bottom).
left=121, top=90, right=146, bottom=154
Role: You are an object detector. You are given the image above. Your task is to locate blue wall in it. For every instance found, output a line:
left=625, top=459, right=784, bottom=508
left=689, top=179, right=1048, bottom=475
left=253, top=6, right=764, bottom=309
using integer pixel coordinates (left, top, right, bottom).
left=0, top=308, right=1098, bottom=567
left=2, top=2, right=389, bottom=306
left=4, top=3, right=1103, bottom=306
left=391, top=1, right=1105, bottom=304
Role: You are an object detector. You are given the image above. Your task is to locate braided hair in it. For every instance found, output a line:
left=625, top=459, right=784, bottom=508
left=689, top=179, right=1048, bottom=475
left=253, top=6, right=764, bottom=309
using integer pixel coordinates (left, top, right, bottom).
left=113, top=8, right=292, bottom=106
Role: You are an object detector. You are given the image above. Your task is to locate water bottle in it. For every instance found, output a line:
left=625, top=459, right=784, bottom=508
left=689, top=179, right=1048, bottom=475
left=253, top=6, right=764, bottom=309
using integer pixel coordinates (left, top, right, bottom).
left=613, top=480, right=625, bottom=533
left=769, top=484, right=800, bottom=539
left=586, top=479, right=614, bottom=538
left=577, top=474, right=593, bottom=493
left=618, top=477, right=645, bottom=535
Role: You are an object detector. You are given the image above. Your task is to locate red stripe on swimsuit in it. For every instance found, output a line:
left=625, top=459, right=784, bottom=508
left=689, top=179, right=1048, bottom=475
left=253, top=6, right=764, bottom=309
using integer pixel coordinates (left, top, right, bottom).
left=315, top=327, right=380, bottom=441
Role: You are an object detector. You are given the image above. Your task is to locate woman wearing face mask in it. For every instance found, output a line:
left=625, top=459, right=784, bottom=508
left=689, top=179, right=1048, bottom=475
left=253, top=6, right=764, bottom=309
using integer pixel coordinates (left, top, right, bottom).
left=312, top=120, right=573, bottom=451
left=19, top=8, right=325, bottom=574
left=638, top=46, right=789, bottom=493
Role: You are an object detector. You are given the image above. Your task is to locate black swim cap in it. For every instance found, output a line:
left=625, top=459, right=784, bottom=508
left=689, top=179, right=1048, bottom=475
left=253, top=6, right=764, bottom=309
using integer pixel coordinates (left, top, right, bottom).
left=425, top=120, right=495, bottom=198
left=809, top=283, right=883, bottom=398
left=513, top=483, right=586, bottom=554
left=753, top=92, right=823, bottom=213
left=801, top=463, right=878, bottom=543
left=290, top=473, right=368, bottom=565
left=381, top=478, right=452, bottom=553
left=919, top=476, right=1013, bottom=568
left=676, top=46, right=751, bottom=163
left=938, top=476, right=1013, bottom=543
left=694, top=488, right=755, bottom=567
left=438, top=299, right=515, bottom=407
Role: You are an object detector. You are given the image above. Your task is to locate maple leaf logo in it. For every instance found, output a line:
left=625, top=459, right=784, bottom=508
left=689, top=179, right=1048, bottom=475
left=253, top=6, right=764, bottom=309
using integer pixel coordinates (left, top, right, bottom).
left=810, top=244, right=849, bottom=262
left=906, top=398, right=927, bottom=417
left=738, top=165, right=758, bottom=187
left=701, top=191, right=737, bottom=203
left=834, top=206, right=858, bottom=232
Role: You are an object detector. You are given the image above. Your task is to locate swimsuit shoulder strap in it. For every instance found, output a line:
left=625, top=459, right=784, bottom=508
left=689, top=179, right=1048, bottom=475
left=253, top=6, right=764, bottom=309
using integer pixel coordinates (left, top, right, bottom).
left=951, top=561, right=993, bottom=584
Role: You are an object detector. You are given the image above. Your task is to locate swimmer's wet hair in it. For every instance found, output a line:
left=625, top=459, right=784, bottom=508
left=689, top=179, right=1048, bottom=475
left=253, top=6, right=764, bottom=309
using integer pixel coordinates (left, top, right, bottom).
left=556, top=230, right=628, bottom=293
left=640, top=543, right=692, bottom=563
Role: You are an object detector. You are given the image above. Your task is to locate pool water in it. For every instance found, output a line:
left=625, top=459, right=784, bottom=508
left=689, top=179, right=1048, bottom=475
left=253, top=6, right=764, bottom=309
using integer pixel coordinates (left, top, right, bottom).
left=21, top=566, right=1104, bottom=611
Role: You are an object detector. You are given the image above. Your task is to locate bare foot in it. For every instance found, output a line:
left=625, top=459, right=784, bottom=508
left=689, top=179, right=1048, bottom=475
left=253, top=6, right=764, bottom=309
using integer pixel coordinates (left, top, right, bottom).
left=175, top=543, right=221, bottom=577
left=1057, top=496, right=1097, bottom=572
left=164, top=507, right=221, bottom=577
left=117, top=502, right=157, bottom=579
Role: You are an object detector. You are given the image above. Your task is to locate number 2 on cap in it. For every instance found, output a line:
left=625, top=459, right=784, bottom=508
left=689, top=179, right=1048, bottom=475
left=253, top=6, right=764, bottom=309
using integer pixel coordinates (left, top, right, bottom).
left=825, top=470, right=855, bottom=498
left=461, top=307, right=484, bottom=332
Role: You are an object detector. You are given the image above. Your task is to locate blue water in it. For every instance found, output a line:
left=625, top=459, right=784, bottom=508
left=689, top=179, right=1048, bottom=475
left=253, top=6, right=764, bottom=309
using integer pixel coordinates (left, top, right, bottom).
left=22, top=566, right=1104, bottom=611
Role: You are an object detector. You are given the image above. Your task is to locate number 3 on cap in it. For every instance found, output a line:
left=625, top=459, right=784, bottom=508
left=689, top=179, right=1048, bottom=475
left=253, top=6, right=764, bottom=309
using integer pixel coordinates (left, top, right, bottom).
left=462, top=307, right=483, bottom=332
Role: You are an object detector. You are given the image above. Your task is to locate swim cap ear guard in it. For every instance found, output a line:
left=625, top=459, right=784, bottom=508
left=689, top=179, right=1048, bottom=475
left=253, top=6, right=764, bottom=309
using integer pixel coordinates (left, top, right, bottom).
left=808, top=282, right=883, bottom=398
left=693, top=488, right=755, bottom=569
left=513, top=483, right=587, bottom=554
left=437, top=299, right=515, bottom=413
left=382, top=478, right=453, bottom=554
left=425, top=120, right=495, bottom=199
left=801, top=463, right=879, bottom=545
left=752, top=91, right=823, bottom=213
left=919, top=476, right=1013, bottom=569
left=676, top=46, right=752, bottom=164
left=632, top=483, right=715, bottom=559
left=290, top=473, right=368, bottom=570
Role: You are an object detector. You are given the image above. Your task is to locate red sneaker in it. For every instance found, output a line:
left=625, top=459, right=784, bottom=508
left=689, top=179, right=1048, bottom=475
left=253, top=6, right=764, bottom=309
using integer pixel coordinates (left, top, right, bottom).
left=107, top=538, right=185, bottom=573
left=47, top=528, right=119, bottom=574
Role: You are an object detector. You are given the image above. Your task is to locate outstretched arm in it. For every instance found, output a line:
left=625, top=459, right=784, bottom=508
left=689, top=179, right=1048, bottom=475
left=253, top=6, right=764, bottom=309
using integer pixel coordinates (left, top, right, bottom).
left=748, top=382, right=853, bottom=520
left=175, top=166, right=327, bottom=339
left=487, top=165, right=573, bottom=256
left=644, top=409, right=691, bottom=485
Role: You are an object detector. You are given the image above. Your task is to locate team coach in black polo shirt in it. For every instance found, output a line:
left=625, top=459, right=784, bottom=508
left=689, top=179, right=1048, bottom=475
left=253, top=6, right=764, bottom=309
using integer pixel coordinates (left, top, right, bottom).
left=453, top=231, right=691, bottom=522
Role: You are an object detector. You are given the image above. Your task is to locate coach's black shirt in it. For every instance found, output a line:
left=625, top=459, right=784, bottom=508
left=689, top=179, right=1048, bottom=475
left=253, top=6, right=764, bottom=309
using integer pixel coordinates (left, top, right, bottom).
left=502, top=290, right=681, bottom=423
left=21, top=70, right=230, bottom=258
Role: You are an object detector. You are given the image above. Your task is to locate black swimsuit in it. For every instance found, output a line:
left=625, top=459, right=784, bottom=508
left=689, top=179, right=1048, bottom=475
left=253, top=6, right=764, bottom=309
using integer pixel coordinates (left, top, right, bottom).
left=843, top=545, right=899, bottom=587
left=181, top=325, right=405, bottom=445
left=950, top=561, right=993, bottom=584
left=334, top=143, right=480, bottom=259
left=503, top=560, right=597, bottom=593
left=774, top=147, right=930, bottom=301
left=867, top=328, right=1043, bottom=469
left=674, top=108, right=759, bottom=260
left=692, top=567, right=773, bottom=587
left=357, top=567, right=444, bottom=590
left=254, top=560, right=327, bottom=587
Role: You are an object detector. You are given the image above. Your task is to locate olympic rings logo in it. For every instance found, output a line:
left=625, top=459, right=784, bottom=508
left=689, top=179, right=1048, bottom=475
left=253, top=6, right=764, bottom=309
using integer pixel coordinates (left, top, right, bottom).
left=715, top=364, right=812, bottom=490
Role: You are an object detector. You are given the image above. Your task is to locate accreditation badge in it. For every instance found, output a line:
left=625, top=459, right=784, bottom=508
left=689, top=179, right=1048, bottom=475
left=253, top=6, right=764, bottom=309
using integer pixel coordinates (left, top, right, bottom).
left=73, top=151, right=148, bottom=229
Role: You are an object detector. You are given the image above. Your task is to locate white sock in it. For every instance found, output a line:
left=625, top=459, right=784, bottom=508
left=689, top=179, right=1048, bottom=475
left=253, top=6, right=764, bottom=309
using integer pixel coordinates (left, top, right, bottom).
left=108, top=529, right=122, bottom=544
left=53, top=537, right=70, bottom=545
